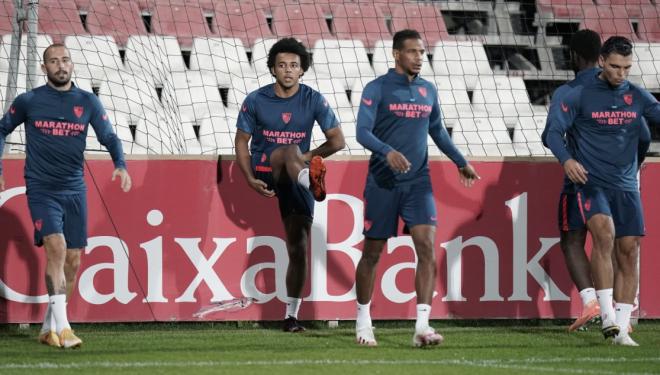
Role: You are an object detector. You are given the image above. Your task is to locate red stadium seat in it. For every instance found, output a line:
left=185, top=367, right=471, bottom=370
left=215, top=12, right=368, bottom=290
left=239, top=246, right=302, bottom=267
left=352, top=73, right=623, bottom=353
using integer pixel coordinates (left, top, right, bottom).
left=271, top=4, right=333, bottom=47
left=38, top=0, right=86, bottom=43
left=637, top=5, right=660, bottom=42
left=331, top=3, right=390, bottom=49
left=0, top=2, right=14, bottom=35
left=385, top=3, right=450, bottom=47
left=536, top=0, right=588, bottom=19
left=212, top=0, right=274, bottom=47
left=149, top=2, right=210, bottom=48
left=582, top=5, right=638, bottom=42
left=85, top=0, right=148, bottom=47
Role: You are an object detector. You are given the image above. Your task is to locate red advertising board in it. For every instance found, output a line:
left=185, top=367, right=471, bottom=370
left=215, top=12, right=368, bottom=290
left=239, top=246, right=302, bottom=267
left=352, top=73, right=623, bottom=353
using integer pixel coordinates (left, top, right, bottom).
left=1, top=157, right=658, bottom=322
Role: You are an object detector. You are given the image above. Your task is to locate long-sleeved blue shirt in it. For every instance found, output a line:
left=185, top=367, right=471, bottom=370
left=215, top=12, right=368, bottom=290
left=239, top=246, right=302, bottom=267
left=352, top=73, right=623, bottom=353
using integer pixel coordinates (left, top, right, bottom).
left=545, top=73, right=660, bottom=191
left=236, top=83, right=338, bottom=171
left=356, top=69, right=467, bottom=187
left=0, top=84, right=126, bottom=193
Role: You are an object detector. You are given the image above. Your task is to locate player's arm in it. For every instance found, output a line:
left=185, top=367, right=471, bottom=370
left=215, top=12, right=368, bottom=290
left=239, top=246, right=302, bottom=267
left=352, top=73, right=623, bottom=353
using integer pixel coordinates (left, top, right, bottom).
left=641, top=89, right=660, bottom=125
left=304, top=94, right=345, bottom=161
left=545, top=87, right=587, bottom=184
left=0, top=94, right=29, bottom=191
left=234, top=98, right=274, bottom=198
left=428, top=87, right=479, bottom=187
left=356, top=82, right=409, bottom=173
left=541, top=85, right=570, bottom=147
left=89, top=97, right=131, bottom=192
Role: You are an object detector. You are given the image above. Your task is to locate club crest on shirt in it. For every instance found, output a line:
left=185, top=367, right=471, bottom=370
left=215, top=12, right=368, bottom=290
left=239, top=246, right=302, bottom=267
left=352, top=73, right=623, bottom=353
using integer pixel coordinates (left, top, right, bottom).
left=584, top=199, right=591, bottom=212
left=282, top=112, right=292, bottom=124
left=102, top=113, right=108, bottom=121
left=73, top=106, right=84, bottom=118
left=561, top=102, right=569, bottom=112
left=34, top=219, right=43, bottom=231
left=418, top=87, right=427, bottom=97
left=623, top=93, right=633, bottom=106
left=9, top=106, right=15, bottom=114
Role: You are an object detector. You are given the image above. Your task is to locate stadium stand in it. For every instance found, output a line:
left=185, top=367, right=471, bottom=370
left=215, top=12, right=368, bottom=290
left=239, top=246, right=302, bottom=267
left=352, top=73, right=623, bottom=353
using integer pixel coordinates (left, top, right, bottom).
left=0, top=0, right=659, bottom=156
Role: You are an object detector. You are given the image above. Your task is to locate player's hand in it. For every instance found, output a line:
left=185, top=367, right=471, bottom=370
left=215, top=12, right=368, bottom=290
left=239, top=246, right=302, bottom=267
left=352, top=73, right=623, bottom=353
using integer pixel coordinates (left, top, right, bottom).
left=248, top=177, right=275, bottom=197
left=112, top=168, right=132, bottom=192
left=386, top=150, right=411, bottom=173
left=0, top=174, right=5, bottom=191
left=563, top=159, right=588, bottom=184
left=458, top=164, right=480, bottom=187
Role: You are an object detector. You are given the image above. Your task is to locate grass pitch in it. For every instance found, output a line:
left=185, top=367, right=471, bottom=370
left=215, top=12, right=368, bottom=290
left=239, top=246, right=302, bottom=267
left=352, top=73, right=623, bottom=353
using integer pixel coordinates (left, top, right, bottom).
left=1, top=320, right=659, bottom=374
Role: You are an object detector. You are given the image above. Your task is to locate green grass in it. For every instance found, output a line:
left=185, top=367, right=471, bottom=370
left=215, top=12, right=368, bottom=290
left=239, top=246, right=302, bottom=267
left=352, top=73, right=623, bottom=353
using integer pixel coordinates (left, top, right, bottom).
left=1, top=320, right=659, bottom=374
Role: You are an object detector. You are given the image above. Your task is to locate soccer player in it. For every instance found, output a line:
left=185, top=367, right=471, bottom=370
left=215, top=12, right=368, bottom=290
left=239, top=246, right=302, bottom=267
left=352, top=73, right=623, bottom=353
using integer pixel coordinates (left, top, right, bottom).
left=542, top=30, right=650, bottom=332
left=0, top=44, right=131, bottom=348
left=546, top=36, right=660, bottom=346
left=354, top=29, right=479, bottom=347
left=234, top=38, right=345, bottom=332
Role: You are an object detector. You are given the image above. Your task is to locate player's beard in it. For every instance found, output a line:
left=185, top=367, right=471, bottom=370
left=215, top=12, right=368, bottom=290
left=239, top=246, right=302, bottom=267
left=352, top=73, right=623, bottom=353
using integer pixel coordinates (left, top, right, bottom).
left=47, top=70, right=71, bottom=87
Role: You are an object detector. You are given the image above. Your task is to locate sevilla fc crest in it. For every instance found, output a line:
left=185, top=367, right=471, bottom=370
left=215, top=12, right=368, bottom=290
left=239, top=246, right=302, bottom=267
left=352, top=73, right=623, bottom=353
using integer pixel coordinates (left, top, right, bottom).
left=73, top=106, right=84, bottom=118
left=282, top=112, right=292, bottom=124
left=418, top=87, right=427, bottom=97
left=34, top=219, right=43, bottom=231
left=364, top=219, right=372, bottom=231
left=623, top=94, right=633, bottom=106
left=584, top=199, right=591, bottom=212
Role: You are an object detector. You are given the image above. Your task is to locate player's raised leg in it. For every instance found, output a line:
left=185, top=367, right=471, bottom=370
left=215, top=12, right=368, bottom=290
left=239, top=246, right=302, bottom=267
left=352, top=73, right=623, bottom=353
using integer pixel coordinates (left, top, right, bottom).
left=587, top=214, right=619, bottom=338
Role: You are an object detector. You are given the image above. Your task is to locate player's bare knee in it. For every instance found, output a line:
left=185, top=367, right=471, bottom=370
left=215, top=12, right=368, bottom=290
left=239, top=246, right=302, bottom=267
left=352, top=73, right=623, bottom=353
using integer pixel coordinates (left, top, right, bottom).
left=361, top=251, right=382, bottom=267
left=64, top=251, right=81, bottom=274
left=287, top=247, right=307, bottom=266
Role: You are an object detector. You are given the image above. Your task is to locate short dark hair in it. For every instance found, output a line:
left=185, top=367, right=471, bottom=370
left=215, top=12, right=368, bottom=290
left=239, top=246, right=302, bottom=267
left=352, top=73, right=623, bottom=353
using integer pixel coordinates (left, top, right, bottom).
left=600, top=36, right=633, bottom=58
left=569, top=29, right=601, bottom=63
left=267, top=38, right=311, bottom=72
left=393, top=29, right=422, bottom=50
left=43, top=43, right=69, bottom=62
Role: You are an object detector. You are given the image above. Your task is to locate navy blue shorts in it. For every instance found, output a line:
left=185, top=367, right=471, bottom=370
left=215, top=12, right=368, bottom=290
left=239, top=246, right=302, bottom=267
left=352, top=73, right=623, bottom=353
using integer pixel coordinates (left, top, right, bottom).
left=27, top=191, right=88, bottom=248
left=363, top=175, right=437, bottom=239
left=561, top=185, right=645, bottom=238
left=255, top=169, right=314, bottom=219
left=557, top=191, right=587, bottom=232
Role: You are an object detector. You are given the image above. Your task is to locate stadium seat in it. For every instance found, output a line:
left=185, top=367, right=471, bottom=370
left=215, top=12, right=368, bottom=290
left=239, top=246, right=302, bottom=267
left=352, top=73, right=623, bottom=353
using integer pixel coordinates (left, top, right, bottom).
left=102, top=109, right=148, bottom=155
left=134, top=113, right=181, bottom=154
left=434, top=75, right=474, bottom=127
left=189, top=37, right=255, bottom=87
left=471, top=76, right=534, bottom=126
left=271, top=4, right=333, bottom=47
left=199, top=113, right=236, bottom=154
left=168, top=70, right=225, bottom=127
left=212, top=1, right=274, bottom=47
left=638, top=5, right=660, bottom=42
left=251, top=38, right=278, bottom=78
left=385, top=3, right=450, bottom=48
left=449, top=117, right=515, bottom=157
left=330, top=2, right=390, bottom=48
left=0, top=2, right=13, bottom=35
left=124, top=35, right=187, bottom=84
left=432, top=40, right=493, bottom=90
left=581, top=5, right=638, bottom=42
left=85, top=0, right=148, bottom=47
left=0, top=34, right=52, bottom=93
left=513, top=115, right=550, bottom=156
left=630, top=43, right=660, bottom=90
left=372, top=39, right=433, bottom=77
left=309, top=78, right=355, bottom=126
left=98, top=72, right=163, bottom=124
left=312, top=39, right=375, bottom=89
left=38, top=0, right=86, bottom=43
left=65, top=35, right=123, bottom=84
left=149, top=2, right=210, bottom=49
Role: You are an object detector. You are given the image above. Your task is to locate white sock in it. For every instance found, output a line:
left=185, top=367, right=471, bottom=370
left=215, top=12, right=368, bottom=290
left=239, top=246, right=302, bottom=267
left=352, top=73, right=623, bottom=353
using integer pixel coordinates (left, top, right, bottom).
left=356, top=301, right=372, bottom=330
left=415, top=304, right=431, bottom=332
left=297, top=168, right=310, bottom=189
left=578, top=287, right=597, bottom=306
left=596, top=288, right=615, bottom=325
left=49, top=294, right=71, bottom=335
left=285, top=297, right=302, bottom=319
left=40, top=304, right=56, bottom=334
left=615, top=303, right=633, bottom=336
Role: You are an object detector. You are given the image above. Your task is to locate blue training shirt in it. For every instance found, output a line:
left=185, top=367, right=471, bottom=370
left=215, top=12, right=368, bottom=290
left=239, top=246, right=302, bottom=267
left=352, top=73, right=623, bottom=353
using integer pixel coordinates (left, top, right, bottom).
left=356, top=68, right=467, bottom=187
left=546, top=73, right=660, bottom=191
left=235, top=83, right=339, bottom=171
left=0, top=84, right=126, bottom=193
